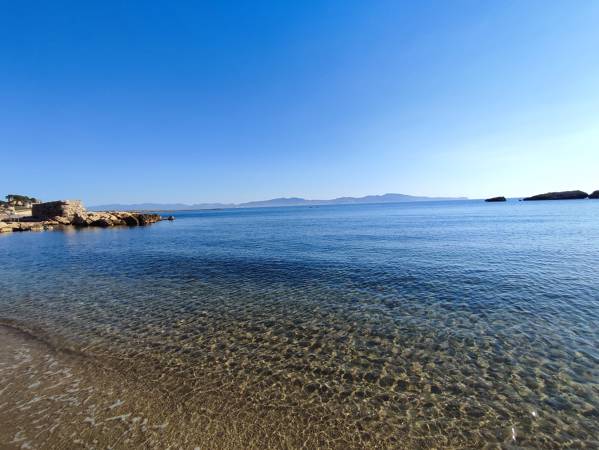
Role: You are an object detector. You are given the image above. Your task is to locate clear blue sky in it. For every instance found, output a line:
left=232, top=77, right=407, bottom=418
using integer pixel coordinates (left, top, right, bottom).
left=2, top=1, right=598, bottom=204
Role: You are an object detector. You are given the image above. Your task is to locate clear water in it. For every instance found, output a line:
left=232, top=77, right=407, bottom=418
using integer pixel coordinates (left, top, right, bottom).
left=1, top=200, right=598, bottom=448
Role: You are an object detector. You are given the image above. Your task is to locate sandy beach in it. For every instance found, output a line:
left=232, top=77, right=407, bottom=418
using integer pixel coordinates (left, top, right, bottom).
left=0, top=324, right=373, bottom=449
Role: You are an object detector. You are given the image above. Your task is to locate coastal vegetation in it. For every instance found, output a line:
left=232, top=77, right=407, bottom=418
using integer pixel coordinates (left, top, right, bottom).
left=0, top=194, right=40, bottom=210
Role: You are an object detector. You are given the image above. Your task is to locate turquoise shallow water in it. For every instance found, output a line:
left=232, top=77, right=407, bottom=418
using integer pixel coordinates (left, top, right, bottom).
left=1, top=200, right=599, bottom=447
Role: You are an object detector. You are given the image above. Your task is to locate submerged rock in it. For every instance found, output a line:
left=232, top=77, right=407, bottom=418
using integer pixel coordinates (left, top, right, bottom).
left=589, top=190, right=599, bottom=199
left=523, top=190, right=588, bottom=201
left=485, top=196, right=506, bottom=202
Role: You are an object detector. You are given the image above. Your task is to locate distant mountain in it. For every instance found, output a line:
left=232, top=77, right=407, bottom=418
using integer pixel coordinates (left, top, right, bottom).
left=239, top=193, right=467, bottom=208
left=90, top=193, right=467, bottom=211
left=90, top=202, right=233, bottom=211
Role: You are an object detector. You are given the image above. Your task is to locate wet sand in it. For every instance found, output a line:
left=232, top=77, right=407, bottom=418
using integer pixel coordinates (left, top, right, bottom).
left=0, top=325, right=190, bottom=449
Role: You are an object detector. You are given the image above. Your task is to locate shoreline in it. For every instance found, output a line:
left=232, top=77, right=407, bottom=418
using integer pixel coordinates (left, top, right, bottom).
left=0, top=322, right=388, bottom=449
left=0, top=323, right=188, bottom=448
left=0, top=323, right=287, bottom=449
left=1, top=311, right=586, bottom=449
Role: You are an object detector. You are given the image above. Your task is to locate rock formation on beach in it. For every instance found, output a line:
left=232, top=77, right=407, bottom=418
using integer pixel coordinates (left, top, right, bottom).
left=1, top=199, right=163, bottom=234
left=485, top=196, right=506, bottom=202
left=522, top=190, right=589, bottom=201
left=589, top=191, right=599, bottom=199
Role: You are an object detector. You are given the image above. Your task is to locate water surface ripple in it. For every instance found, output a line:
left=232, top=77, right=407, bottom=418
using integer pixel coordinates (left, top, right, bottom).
left=1, top=200, right=598, bottom=448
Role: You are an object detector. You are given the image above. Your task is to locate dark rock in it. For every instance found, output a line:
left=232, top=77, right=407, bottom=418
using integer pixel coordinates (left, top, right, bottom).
left=121, top=215, right=139, bottom=226
left=523, top=190, right=588, bottom=201
left=137, top=213, right=162, bottom=225
left=485, top=196, right=506, bottom=202
left=91, top=218, right=113, bottom=228
left=166, top=215, right=175, bottom=221
left=72, top=213, right=91, bottom=227
left=589, top=190, right=599, bottom=199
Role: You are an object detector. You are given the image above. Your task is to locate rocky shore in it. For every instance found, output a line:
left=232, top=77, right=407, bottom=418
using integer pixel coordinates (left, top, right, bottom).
left=0, top=200, right=164, bottom=234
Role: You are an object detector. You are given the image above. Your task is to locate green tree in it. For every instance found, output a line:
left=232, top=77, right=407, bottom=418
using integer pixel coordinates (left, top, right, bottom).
left=5, top=194, right=39, bottom=204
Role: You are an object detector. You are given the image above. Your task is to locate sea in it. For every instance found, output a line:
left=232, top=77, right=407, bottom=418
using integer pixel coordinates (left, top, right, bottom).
left=1, top=199, right=598, bottom=448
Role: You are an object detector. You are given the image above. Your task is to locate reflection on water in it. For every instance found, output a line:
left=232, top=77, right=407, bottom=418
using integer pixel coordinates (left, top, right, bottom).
left=1, top=201, right=599, bottom=448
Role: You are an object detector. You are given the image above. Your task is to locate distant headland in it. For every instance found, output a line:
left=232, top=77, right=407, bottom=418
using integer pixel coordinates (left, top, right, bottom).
left=523, top=190, right=590, bottom=201
left=484, top=190, right=599, bottom=202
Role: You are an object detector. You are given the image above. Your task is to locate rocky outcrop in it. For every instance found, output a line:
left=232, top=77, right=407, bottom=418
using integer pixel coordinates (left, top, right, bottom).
left=137, top=213, right=162, bottom=225
left=32, top=200, right=86, bottom=220
left=589, top=191, right=599, bottom=199
left=71, top=211, right=161, bottom=228
left=3, top=221, right=56, bottom=232
left=52, top=216, right=72, bottom=225
left=0, top=221, right=13, bottom=233
left=523, top=190, right=589, bottom=201
left=3, top=198, right=163, bottom=235
left=485, top=196, right=506, bottom=202
left=122, top=214, right=139, bottom=226
left=12, top=222, right=45, bottom=232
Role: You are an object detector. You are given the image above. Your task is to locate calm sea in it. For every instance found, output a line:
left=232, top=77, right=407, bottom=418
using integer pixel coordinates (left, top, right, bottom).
left=1, top=199, right=598, bottom=447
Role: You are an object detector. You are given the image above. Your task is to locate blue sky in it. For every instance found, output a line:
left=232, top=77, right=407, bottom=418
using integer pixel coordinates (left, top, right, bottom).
left=2, top=1, right=598, bottom=204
